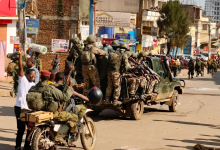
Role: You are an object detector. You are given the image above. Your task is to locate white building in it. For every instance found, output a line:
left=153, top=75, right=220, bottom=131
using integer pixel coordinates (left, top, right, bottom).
left=205, top=0, right=220, bottom=23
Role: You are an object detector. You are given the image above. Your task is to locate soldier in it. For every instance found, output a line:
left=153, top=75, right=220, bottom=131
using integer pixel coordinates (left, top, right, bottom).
left=81, top=35, right=106, bottom=95
left=103, top=44, right=114, bottom=58
left=111, top=40, right=120, bottom=51
left=34, top=52, right=42, bottom=72
left=171, top=58, right=178, bottom=77
left=200, top=58, right=206, bottom=77
left=207, top=58, right=212, bottom=74
left=28, top=70, right=76, bottom=146
left=67, top=37, right=83, bottom=71
left=188, top=57, right=194, bottom=79
left=211, top=59, right=217, bottom=77
left=195, top=57, right=201, bottom=77
left=10, top=61, right=19, bottom=97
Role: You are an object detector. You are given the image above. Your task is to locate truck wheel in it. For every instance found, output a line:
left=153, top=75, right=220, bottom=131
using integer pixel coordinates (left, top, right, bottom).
left=130, top=101, right=144, bottom=120
left=169, top=90, right=179, bottom=112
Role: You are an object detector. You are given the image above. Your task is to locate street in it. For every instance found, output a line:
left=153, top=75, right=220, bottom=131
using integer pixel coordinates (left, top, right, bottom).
left=0, top=70, right=220, bottom=150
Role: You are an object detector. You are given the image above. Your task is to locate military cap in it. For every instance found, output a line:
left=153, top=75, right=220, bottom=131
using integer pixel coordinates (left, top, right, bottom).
left=71, top=37, right=80, bottom=44
left=86, top=35, right=96, bottom=44
left=120, top=43, right=127, bottom=49
left=111, top=40, right=119, bottom=47
left=41, top=70, right=51, bottom=77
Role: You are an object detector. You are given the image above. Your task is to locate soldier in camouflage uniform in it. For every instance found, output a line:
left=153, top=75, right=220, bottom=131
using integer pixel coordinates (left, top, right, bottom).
left=211, top=59, right=217, bottom=77
left=34, top=52, right=42, bottom=72
left=200, top=58, right=206, bottom=77
left=188, top=58, right=194, bottom=79
left=81, top=35, right=106, bottom=95
left=10, top=63, right=19, bottom=97
left=111, top=40, right=120, bottom=51
left=207, top=58, right=212, bottom=74
left=195, top=57, right=201, bottom=77
left=31, top=70, right=76, bottom=146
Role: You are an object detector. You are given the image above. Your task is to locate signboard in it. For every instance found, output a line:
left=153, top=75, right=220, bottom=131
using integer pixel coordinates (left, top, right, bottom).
left=153, top=40, right=157, bottom=46
left=102, top=38, right=115, bottom=45
left=183, top=37, right=192, bottom=55
left=81, top=25, right=89, bottom=40
left=96, top=0, right=139, bottom=13
left=96, top=11, right=131, bottom=28
left=14, top=44, right=20, bottom=49
left=0, top=0, right=16, bottom=17
left=51, top=39, right=69, bottom=53
left=203, top=46, right=209, bottom=54
left=26, top=19, right=40, bottom=34
left=151, top=27, right=158, bottom=36
left=115, top=33, right=130, bottom=43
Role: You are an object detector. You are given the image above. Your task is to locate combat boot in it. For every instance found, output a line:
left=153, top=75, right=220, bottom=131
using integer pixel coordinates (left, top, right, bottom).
left=113, top=99, right=122, bottom=106
left=55, top=133, right=68, bottom=146
left=191, top=76, right=193, bottom=79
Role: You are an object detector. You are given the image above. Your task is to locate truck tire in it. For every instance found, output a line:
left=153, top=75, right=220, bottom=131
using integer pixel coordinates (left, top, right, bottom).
left=130, top=101, right=144, bottom=120
left=169, top=90, right=179, bottom=112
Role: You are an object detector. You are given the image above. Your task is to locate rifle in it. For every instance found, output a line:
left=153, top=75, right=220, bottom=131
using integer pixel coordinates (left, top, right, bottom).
left=128, top=57, right=160, bottom=82
left=58, top=54, right=78, bottom=112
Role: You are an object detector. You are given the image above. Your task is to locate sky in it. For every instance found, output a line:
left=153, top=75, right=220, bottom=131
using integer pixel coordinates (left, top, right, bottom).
left=198, top=0, right=205, bottom=8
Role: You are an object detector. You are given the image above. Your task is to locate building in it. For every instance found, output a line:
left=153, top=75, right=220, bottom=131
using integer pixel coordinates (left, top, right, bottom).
left=205, top=0, right=220, bottom=23
left=141, top=0, right=168, bottom=54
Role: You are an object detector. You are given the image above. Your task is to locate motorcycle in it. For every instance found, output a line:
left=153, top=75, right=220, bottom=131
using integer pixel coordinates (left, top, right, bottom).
left=26, top=98, right=97, bottom=150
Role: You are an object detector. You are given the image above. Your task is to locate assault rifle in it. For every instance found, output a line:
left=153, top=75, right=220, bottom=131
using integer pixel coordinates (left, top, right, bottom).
left=58, top=53, right=78, bottom=112
left=128, top=57, right=160, bottom=82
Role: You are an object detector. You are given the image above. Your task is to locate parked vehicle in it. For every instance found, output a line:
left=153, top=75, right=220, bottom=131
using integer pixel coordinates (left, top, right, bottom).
left=192, top=54, right=208, bottom=61
left=90, top=56, right=185, bottom=120
left=182, top=55, right=191, bottom=62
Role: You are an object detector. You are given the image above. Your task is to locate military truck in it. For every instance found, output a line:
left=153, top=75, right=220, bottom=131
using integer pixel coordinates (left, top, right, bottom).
left=89, top=56, right=185, bottom=120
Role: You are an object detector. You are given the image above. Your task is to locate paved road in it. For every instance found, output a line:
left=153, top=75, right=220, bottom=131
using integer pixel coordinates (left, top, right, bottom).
left=0, top=70, right=220, bottom=150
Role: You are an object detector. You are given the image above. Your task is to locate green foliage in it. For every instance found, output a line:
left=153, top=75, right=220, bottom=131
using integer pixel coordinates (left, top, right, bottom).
left=157, top=0, right=190, bottom=55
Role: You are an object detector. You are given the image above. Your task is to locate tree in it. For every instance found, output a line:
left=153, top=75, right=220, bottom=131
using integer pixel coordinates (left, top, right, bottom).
left=157, top=0, right=190, bottom=56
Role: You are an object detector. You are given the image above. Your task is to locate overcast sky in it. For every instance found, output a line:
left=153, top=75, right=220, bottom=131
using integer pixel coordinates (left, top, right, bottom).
left=199, top=0, right=205, bottom=8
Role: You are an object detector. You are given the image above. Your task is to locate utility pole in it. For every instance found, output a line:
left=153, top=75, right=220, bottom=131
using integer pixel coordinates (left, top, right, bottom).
left=18, top=0, right=27, bottom=52
left=137, top=0, right=143, bottom=51
left=208, top=22, right=211, bottom=59
left=89, top=0, right=94, bottom=35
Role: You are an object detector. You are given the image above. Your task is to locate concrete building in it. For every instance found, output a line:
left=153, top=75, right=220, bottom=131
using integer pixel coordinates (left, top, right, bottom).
left=205, top=0, right=220, bottom=23
left=141, top=0, right=168, bottom=54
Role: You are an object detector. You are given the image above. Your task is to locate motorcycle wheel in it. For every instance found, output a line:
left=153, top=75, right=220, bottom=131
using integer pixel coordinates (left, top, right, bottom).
left=31, top=127, right=55, bottom=150
left=80, top=117, right=97, bottom=150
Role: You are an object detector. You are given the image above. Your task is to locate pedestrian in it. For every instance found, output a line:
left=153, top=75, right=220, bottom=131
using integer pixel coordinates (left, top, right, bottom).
left=200, top=58, right=205, bottom=76
left=34, top=52, right=42, bottom=72
left=195, top=57, right=201, bottom=77
left=51, top=54, right=60, bottom=73
left=14, top=48, right=36, bottom=150
left=179, top=58, right=183, bottom=74
left=26, top=56, right=40, bottom=84
left=188, top=57, right=195, bottom=79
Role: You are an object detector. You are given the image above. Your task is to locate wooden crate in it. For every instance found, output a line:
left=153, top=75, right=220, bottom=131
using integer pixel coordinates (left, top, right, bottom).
left=20, top=111, right=53, bottom=123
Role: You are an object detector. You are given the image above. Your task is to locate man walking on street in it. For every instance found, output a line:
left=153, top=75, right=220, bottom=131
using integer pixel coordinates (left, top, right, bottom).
left=14, top=48, right=36, bottom=150
left=188, top=58, right=194, bottom=79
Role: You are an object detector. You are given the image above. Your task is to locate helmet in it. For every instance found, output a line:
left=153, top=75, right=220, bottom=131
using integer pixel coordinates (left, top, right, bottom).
left=120, top=43, right=127, bottom=49
left=132, top=52, right=138, bottom=58
left=138, top=52, right=144, bottom=58
left=71, top=37, right=80, bottom=44
left=124, top=51, right=132, bottom=58
left=87, top=87, right=103, bottom=105
left=111, top=40, right=119, bottom=47
left=86, top=35, right=96, bottom=44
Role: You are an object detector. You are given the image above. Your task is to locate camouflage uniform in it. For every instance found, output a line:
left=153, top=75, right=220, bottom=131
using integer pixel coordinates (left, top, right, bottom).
left=188, top=59, right=194, bottom=79
left=81, top=44, right=106, bottom=95
left=211, top=59, right=217, bottom=77
left=207, top=59, right=212, bottom=74
left=11, top=64, right=19, bottom=96
left=35, top=57, right=42, bottom=72
left=195, top=58, right=201, bottom=77
left=200, top=60, right=206, bottom=76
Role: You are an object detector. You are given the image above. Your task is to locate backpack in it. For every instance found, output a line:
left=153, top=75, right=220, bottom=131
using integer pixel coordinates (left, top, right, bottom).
left=27, top=84, right=58, bottom=113
left=108, top=53, right=121, bottom=71
left=81, top=45, right=96, bottom=65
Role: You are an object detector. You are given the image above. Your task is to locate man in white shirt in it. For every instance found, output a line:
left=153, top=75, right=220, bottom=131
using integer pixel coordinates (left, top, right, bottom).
left=14, top=48, right=36, bottom=150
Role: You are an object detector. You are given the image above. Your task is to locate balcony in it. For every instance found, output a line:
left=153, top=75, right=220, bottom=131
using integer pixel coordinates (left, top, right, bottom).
left=142, top=10, right=160, bottom=22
